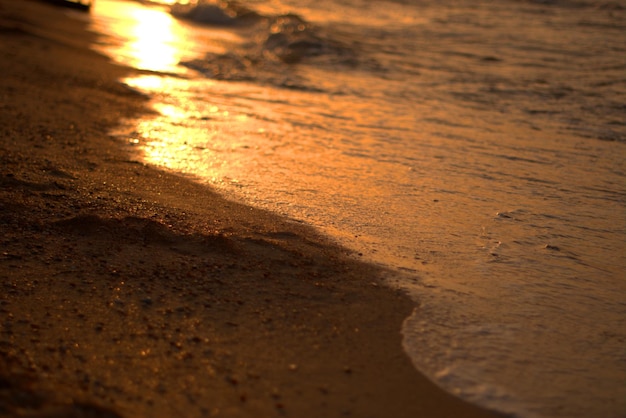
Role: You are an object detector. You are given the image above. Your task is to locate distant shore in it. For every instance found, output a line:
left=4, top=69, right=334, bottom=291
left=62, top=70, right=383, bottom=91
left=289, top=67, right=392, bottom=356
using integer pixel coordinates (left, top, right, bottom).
left=0, top=1, right=503, bottom=417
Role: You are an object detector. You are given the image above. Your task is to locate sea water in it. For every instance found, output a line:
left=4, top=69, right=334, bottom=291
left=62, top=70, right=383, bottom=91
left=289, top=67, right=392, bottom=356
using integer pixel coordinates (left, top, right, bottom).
left=86, top=0, right=626, bottom=417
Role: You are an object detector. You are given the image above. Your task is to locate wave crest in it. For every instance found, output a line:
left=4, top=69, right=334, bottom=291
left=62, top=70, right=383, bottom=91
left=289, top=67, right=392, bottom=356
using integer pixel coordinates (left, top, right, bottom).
left=170, top=0, right=262, bottom=26
left=173, top=1, right=358, bottom=88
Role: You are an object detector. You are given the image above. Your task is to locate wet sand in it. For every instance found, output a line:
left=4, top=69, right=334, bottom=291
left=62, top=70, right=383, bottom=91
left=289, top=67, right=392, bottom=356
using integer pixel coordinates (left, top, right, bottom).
left=0, top=1, right=504, bottom=417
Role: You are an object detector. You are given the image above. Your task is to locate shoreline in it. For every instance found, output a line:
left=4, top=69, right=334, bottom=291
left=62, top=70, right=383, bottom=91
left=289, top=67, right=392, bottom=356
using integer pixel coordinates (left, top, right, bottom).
left=0, top=1, right=504, bottom=417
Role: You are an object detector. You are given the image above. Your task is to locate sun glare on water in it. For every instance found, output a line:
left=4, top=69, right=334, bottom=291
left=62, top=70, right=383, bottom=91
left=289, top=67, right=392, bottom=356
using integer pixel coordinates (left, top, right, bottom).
left=91, top=0, right=253, bottom=182
left=91, top=0, right=240, bottom=74
left=92, top=1, right=193, bottom=74
left=127, top=10, right=181, bottom=72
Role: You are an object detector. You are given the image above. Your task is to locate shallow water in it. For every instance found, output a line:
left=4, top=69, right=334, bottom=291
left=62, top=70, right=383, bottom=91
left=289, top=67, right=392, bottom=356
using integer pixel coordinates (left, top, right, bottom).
left=87, top=0, right=626, bottom=417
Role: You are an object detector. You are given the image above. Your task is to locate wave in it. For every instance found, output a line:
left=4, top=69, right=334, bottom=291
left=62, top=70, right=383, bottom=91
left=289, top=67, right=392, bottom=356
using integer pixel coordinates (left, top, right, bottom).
left=170, top=0, right=262, bottom=26
left=170, top=1, right=358, bottom=89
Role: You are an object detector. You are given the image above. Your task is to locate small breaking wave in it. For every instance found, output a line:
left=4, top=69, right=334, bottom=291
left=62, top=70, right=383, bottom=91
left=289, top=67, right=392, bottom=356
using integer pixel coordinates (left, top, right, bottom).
left=170, top=1, right=358, bottom=89
left=170, top=0, right=262, bottom=26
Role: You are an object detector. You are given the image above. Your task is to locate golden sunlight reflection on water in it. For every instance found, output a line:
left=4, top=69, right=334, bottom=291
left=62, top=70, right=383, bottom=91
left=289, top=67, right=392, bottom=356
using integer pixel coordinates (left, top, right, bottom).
left=120, top=74, right=274, bottom=187
left=90, top=0, right=257, bottom=184
left=94, top=3, right=181, bottom=72
left=124, top=9, right=180, bottom=71
left=90, top=0, right=238, bottom=74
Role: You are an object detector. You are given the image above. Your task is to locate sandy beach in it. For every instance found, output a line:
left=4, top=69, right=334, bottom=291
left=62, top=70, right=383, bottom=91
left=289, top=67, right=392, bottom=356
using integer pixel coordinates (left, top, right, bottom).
left=0, top=1, right=506, bottom=417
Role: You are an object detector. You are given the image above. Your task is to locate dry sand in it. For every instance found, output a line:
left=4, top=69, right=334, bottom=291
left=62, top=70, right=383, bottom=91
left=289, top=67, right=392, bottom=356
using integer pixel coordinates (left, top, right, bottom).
left=0, top=1, right=504, bottom=417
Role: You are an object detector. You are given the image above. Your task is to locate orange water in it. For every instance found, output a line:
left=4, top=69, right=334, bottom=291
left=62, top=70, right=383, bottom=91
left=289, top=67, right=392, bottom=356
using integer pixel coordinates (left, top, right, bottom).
left=88, top=0, right=626, bottom=417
